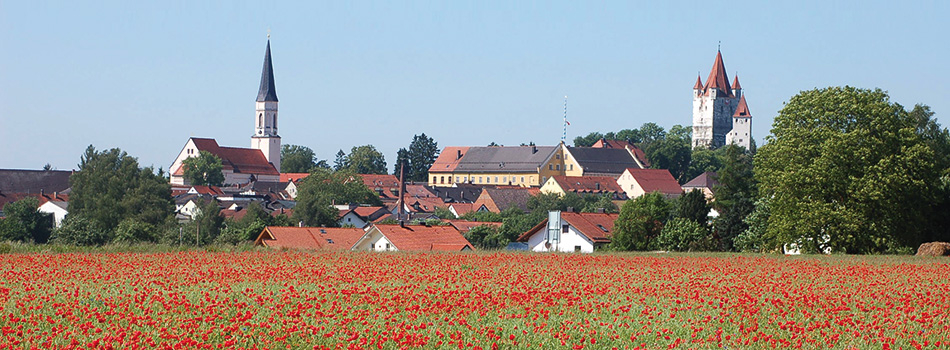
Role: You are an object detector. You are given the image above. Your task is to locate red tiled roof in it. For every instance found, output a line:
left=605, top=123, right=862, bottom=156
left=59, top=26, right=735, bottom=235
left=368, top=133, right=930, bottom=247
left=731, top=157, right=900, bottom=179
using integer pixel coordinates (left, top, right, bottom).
left=280, top=173, right=310, bottom=182
left=449, top=203, right=474, bottom=216
left=0, top=192, right=68, bottom=209
left=406, top=196, right=447, bottom=213
left=220, top=208, right=247, bottom=221
left=703, top=51, right=733, bottom=97
left=446, top=220, right=502, bottom=233
left=190, top=185, right=224, bottom=196
left=516, top=212, right=618, bottom=243
left=190, top=138, right=279, bottom=176
left=683, top=172, right=719, bottom=189
left=625, top=168, right=683, bottom=195
left=254, top=226, right=364, bottom=250
left=733, top=95, right=751, bottom=118
left=359, top=174, right=400, bottom=188
left=428, top=147, right=470, bottom=173
left=404, top=184, right=436, bottom=198
left=372, top=224, right=473, bottom=251
left=732, top=75, right=742, bottom=90
left=550, top=176, right=624, bottom=195
left=693, top=75, right=703, bottom=90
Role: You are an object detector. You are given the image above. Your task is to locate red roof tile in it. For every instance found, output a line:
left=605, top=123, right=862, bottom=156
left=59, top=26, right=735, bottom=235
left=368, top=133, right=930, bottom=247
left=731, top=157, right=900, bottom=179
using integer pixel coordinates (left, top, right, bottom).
left=254, top=226, right=364, bottom=250
left=190, top=138, right=279, bottom=176
left=372, top=224, right=473, bottom=251
left=449, top=203, right=474, bottom=216
left=625, top=168, right=683, bottom=195
left=428, top=147, right=470, bottom=173
left=516, top=212, right=618, bottom=243
left=446, top=220, right=502, bottom=233
left=189, top=185, right=224, bottom=196
left=733, top=95, right=751, bottom=118
left=0, top=192, right=68, bottom=209
left=550, top=176, right=624, bottom=195
left=732, top=75, right=742, bottom=90
left=703, top=51, right=733, bottom=97
left=693, top=75, right=703, bottom=89
left=280, top=173, right=310, bottom=182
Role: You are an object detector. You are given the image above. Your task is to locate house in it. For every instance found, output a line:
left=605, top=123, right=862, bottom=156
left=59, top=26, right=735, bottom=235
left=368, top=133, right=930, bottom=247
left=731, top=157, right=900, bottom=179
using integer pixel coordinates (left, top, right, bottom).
left=254, top=226, right=365, bottom=251
left=448, top=203, right=474, bottom=218
left=540, top=175, right=626, bottom=199
left=472, top=187, right=540, bottom=213
left=338, top=206, right=390, bottom=228
left=590, top=139, right=651, bottom=168
left=0, top=191, right=69, bottom=227
left=38, top=200, right=68, bottom=227
left=617, top=168, right=683, bottom=199
left=0, top=169, right=73, bottom=194
left=427, top=143, right=644, bottom=188
left=516, top=211, right=618, bottom=253
left=681, top=172, right=719, bottom=200
left=352, top=223, right=474, bottom=252
left=169, top=40, right=283, bottom=185
left=425, top=184, right=483, bottom=204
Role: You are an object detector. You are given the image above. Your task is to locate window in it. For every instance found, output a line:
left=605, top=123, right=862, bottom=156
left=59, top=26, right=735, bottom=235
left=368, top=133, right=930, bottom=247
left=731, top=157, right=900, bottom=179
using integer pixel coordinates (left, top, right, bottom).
left=273, top=114, right=277, bottom=128
left=258, top=113, right=263, bottom=126
left=556, top=154, right=561, bottom=159
left=440, top=176, right=445, bottom=184
left=326, top=239, right=334, bottom=244
left=449, top=176, right=453, bottom=183
left=569, top=164, right=573, bottom=171
left=494, top=176, right=498, bottom=183
left=502, top=177, right=507, bottom=183
left=562, top=224, right=570, bottom=233
left=521, top=177, right=525, bottom=183
left=556, top=165, right=560, bottom=170
left=478, top=177, right=483, bottom=183
left=549, top=164, right=553, bottom=170
left=385, top=243, right=391, bottom=251
left=456, top=177, right=460, bottom=183
left=574, top=246, right=582, bottom=253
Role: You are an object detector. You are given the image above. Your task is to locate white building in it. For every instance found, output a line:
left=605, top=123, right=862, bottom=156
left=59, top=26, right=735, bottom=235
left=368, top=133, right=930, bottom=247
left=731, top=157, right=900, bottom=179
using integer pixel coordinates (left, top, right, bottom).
left=38, top=200, right=68, bottom=228
left=692, top=50, right=753, bottom=150
left=516, top=211, right=618, bottom=253
left=169, top=39, right=282, bottom=185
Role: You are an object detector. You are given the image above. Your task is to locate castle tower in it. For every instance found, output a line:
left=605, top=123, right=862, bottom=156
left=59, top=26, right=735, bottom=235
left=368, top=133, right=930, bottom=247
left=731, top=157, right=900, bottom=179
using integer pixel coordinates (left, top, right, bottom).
left=251, top=39, right=281, bottom=172
left=725, top=94, right=753, bottom=149
left=692, top=50, right=739, bottom=149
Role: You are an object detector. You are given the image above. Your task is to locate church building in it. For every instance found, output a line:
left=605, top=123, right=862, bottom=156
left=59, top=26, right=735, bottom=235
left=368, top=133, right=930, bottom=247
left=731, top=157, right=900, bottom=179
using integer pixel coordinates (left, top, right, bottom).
left=691, top=50, right=753, bottom=149
left=170, top=39, right=282, bottom=185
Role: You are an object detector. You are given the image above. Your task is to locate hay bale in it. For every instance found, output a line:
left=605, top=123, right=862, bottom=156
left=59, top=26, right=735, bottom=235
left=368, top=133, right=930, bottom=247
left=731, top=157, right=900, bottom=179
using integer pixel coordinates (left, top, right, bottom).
left=916, top=242, right=950, bottom=256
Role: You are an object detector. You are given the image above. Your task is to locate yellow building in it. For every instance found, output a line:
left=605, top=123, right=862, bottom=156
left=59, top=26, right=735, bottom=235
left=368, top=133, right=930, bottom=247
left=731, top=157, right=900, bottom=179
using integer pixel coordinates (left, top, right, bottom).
left=429, top=142, right=644, bottom=188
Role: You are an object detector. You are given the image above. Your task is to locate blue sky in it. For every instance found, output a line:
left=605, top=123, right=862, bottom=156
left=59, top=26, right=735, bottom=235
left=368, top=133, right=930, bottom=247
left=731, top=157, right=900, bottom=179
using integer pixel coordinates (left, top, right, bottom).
left=2, top=1, right=947, bottom=171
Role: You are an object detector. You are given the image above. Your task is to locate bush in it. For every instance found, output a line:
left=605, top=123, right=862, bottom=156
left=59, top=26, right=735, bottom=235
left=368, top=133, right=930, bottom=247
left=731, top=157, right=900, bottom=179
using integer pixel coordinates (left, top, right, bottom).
left=113, top=218, right=158, bottom=243
left=657, top=218, right=713, bottom=252
left=53, top=216, right=110, bottom=246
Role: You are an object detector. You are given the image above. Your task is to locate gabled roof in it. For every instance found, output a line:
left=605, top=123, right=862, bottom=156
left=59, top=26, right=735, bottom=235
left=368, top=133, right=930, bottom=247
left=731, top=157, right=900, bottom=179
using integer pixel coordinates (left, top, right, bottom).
left=683, top=172, right=719, bottom=189
left=566, top=147, right=640, bottom=175
left=280, top=173, right=310, bottom=183
left=257, top=40, right=278, bottom=102
left=589, top=140, right=651, bottom=168
left=370, top=224, right=473, bottom=251
left=425, top=185, right=482, bottom=203
left=449, top=203, right=474, bottom=216
left=255, top=226, right=364, bottom=250
left=0, top=192, right=69, bottom=211
left=474, top=187, right=540, bottom=213
left=703, top=51, right=733, bottom=97
left=451, top=146, right=557, bottom=173
left=0, top=169, right=72, bottom=194
left=188, top=185, right=224, bottom=196
left=429, top=147, right=470, bottom=173
left=446, top=220, right=502, bottom=233
left=549, top=176, right=624, bottom=195
left=516, top=212, right=618, bottom=243
left=733, top=95, right=751, bottom=118
left=360, top=174, right=400, bottom=188
left=625, top=168, right=683, bottom=195
left=189, top=138, right=279, bottom=176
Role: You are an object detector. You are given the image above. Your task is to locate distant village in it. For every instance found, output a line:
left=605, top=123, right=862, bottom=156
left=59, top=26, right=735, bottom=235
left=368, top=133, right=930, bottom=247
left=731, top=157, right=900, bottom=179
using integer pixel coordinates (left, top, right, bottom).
left=1, top=39, right=757, bottom=254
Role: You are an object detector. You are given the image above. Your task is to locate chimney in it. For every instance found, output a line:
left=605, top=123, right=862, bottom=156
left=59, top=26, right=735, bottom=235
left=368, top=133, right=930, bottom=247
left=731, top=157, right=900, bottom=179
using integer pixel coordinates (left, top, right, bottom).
left=398, top=161, right=406, bottom=221
left=457, top=150, right=462, bottom=160
left=40, top=189, right=44, bottom=196
left=595, top=183, right=601, bottom=190
left=399, top=220, right=406, bottom=228
left=596, top=208, right=605, bottom=214
left=53, top=192, right=59, bottom=200
left=566, top=206, right=574, bottom=213
left=298, top=221, right=304, bottom=227
left=531, top=145, right=537, bottom=154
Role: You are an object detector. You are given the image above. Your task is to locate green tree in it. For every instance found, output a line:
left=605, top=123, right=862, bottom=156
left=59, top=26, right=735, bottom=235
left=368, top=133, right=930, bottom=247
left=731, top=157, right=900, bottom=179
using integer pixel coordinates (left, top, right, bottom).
left=281, top=144, right=326, bottom=173
left=712, top=145, right=755, bottom=251
left=638, top=123, right=667, bottom=145
left=0, top=197, right=52, bottom=243
left=645, top=137, right=691, bottom=183
left=657, top=218, right=712, bottom=252
left=68, top=146, right=174, bottom=236
left=393, top=148, right=409, bottom=176
left=182, top=150, right=225, bottom=186
left=684, top=147, right=725, bottom=182
left=580, top=195, right=618, bottom=214
left=735, top=197, right=771, bottom=253
left=186, top=199, right=224, bottom=245
left=342, top=145, right=387, bottom=175
left=113, top=218, right=157, bottom=243
left=407, top=133, right=440, bottom=182
left=573, top=132, right=604, bottom=147
left=333, top=150, right=347, bottom=171
left=293, top=169, right=383, bottom=226
left=615, top=129, right=642, bottom=144
left=756, top=87, right=947, bottom=253
left=433, top=206, right=457, bottom=220
left=464, top=225, right=508, bottom=249
left=53, top=215, right=108, bottom=246
left=676, top=189, right=710, bottom=226
left=611, top=192, right=671, bottom=251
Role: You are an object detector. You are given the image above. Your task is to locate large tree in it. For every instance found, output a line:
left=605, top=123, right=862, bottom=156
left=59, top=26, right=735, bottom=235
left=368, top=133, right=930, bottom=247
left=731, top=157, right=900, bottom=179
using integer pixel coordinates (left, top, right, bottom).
left=181, top=150, right=225, bottom=186
left=68, top=146, right=174, bottom=237
left=711, top=145, right=756, bottom=251
left=756, top=87, right=948, bottom=254
left=292, top=169, right=383, bottom=226
left=611, top=192, right=672, bottom=251
left=0, top=197, right=52, bottom=243
left=407, top=133, right=440, bottom=182
left=341, top=145, right=387, bottom=175
left=281, top=144, right=328, bottom=173
left=573, top=132, right=604, bottom=147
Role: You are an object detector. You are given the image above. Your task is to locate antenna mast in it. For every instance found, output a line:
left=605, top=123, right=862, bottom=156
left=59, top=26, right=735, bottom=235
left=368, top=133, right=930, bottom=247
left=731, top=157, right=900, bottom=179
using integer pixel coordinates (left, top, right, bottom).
left=561, top=95, right=568, bottom=143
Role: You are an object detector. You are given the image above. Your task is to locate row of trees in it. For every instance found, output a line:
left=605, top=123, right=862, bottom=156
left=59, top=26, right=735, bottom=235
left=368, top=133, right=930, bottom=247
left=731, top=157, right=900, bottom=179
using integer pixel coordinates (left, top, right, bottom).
left=281, top=133, right=441, bottom=181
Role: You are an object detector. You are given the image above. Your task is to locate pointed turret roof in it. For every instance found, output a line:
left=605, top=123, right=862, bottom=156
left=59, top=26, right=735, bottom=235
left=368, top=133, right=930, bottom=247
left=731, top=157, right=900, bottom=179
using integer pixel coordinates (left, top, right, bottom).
left=731, top=75, right=741, bottom=90
left=693, top=75, right=703, bottom=89
left=703, top=50, right=733, bottom=97
left=733, top=95, right=751, bottom=118
left=257, top=40, right=279, bottom=102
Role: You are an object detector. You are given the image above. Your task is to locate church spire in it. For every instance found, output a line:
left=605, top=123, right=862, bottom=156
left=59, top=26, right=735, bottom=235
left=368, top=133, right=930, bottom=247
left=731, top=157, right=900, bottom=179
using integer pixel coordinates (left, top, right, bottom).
left=257, top=40, right=279, bottom=102
left=703, top=50, right=732, bottom=97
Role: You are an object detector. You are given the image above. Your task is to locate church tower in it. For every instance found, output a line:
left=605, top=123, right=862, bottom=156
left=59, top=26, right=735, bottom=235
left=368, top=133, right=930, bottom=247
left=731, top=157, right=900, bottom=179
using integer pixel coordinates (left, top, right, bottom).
left=251, top=38, right=281, bottom=172
left=692, top=50, right=739, bottom=149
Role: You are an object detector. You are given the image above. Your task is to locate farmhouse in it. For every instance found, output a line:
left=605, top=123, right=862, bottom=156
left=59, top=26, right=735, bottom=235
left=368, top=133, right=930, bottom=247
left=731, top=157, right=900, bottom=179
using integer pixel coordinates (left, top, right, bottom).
left=516, top=211, right=618, bottom=253
left=254, top=226, right=365, bottom=250
left=617, top=168, right=683, bottom=199
left=352, top=224, right=474, bottom=252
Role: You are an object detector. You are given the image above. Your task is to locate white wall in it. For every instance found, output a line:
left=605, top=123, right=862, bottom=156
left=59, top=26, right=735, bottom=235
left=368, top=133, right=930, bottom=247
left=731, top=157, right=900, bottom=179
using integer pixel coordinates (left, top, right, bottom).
left=38, top=201, right=68, bottom=228
left=339, top=212, right=368, bottom=228
left=352, top=229, right=396, bottom=252
left=525, top=218, right=596, bottom=253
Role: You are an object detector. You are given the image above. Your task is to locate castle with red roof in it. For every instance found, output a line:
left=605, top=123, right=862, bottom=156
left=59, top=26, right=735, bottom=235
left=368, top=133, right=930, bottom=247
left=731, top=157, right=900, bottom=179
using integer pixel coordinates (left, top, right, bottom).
left=692, top=50, right=753, bottom=150
left=169, top=39, right=282, bottom=185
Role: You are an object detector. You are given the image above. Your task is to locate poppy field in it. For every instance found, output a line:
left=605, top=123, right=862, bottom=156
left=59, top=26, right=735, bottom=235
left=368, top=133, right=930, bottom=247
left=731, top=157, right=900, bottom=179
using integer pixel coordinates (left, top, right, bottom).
left=1, top=251, right=948, bottom=349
